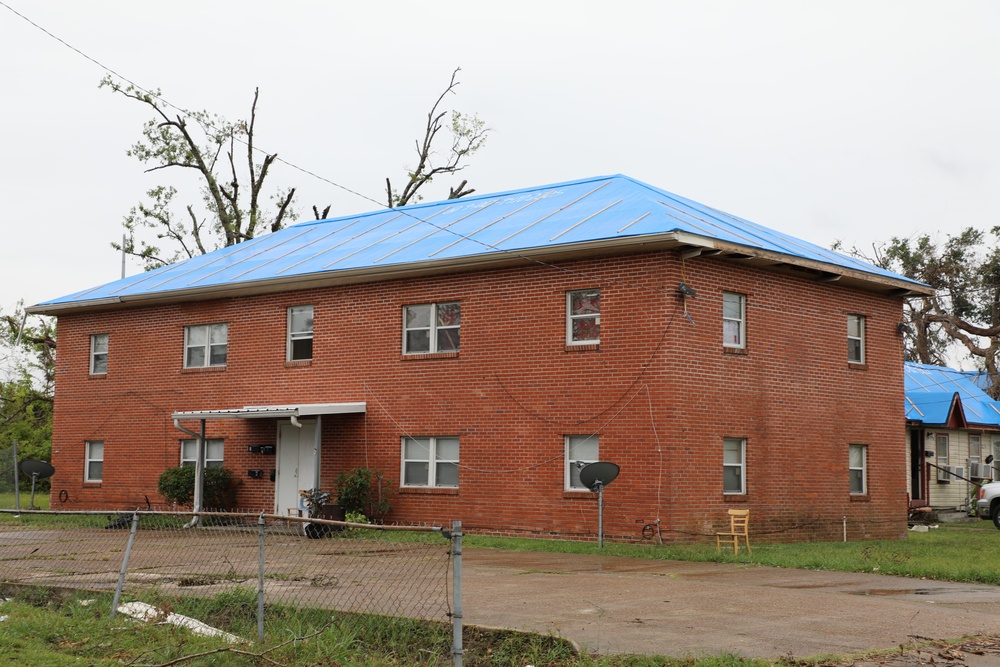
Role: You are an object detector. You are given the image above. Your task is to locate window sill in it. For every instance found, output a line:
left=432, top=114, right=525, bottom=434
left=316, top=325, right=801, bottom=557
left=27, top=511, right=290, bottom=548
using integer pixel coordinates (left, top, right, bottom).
left=562, top=490, right=597, bottom=500
left=723, top=347, right=748, bottom=356
left=84, top=482, right=102, bottom=486
left=284, top=359, right=312, bottom=369
left=849, top=494, right=870, bottom=502
left=401, top=352, right=459, bottom=361
left=88, top=373, right=108, bottom=380
left=398, top=486, right=459, bottom=496
left=848, top=362, right=868, bottom=371
left=565, top=343, right=600, bottom=353
left=723, top=494, right=748, bottom=502
left=180, top=366, right=227, bottom=374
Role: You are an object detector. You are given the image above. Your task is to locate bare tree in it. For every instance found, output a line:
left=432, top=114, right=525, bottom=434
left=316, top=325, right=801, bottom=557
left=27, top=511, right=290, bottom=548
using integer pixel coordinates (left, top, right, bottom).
left=385, top=68, right=489, bottom=209
left=102, top=77, right=296, bottom=270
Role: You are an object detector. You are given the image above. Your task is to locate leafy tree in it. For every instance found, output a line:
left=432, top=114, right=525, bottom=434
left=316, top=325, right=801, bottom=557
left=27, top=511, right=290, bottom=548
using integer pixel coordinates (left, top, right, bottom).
left=102, top=77, right=297, bottom=271
left=0, top=304, right=55, bottom=482
left=837, top=228, right=1000, bottom=397
left=106, top=67, right=489, bottom=271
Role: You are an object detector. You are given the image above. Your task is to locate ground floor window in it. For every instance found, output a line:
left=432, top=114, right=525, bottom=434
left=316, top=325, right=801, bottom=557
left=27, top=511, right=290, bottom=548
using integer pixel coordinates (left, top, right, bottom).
left=850, top=444, right=867, bottom=494
left=85, top=441, right=103, bottom=482
left=402, top=437, right=459, bottom=487
left=723, top=438, right=745, bottom=494
left=566, top=435, right=599, bottom=490
left=180, top=439, right=224, bottom=468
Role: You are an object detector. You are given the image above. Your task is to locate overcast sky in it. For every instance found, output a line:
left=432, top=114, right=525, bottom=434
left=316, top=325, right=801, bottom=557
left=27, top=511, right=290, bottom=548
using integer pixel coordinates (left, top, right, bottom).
left=1, top=1, right=998, bottom=316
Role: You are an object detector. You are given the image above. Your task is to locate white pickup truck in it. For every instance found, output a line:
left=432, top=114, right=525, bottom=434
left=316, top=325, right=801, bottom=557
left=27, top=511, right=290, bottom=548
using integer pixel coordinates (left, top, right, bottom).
left=976, top=477, right=1000, bottom=528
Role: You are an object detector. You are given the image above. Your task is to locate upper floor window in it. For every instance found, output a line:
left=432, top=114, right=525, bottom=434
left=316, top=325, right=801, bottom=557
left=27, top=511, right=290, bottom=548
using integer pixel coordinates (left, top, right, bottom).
left=567, top=289, right=600, bottom=345
left=566, top=435, right=599, bottom=490
left=847, top=314, right=865, bottom=364
left=723, top=437, right=745, bottom=494
left=90, top=333, right=108, bottom=374
left=402, top=436, right=459, bottom=487
left=722, top=292, right=745, bottom=349
left=287, top=306, right=314, bottom=361
left=936, top=433, right=949, bottom=469
left=85, top=440, right=104, bottom=482
left=185, top=323, right=228, bottom=368
left=403, top=303, right=460, bottom=354
left=849, top=444, right=867, bottom=494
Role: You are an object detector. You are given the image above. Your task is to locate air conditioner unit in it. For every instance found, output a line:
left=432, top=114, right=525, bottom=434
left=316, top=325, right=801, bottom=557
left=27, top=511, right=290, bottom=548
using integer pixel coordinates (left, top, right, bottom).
left=970, top=463, right=986, bottom=479
left=937, top=466, right=964, bottom=482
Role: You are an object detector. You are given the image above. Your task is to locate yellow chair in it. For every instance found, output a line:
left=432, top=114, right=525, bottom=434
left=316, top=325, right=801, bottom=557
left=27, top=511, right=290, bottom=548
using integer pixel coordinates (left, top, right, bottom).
left=716, top=509, right=751, bottom=555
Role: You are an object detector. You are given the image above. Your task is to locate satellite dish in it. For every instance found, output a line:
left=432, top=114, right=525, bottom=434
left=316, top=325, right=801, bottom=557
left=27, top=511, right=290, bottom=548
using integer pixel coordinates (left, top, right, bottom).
left=579, top=462, right=619, bottom=492
left=21, top=460, right=55, bottom=479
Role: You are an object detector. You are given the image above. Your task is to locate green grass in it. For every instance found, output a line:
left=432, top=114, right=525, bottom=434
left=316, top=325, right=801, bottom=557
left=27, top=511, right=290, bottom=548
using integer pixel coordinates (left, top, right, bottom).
left=466, top=521, right=1000, bottom=585
left=0, top=587, right=774, bottom=667
left=0, top=491, right=49, bottom=511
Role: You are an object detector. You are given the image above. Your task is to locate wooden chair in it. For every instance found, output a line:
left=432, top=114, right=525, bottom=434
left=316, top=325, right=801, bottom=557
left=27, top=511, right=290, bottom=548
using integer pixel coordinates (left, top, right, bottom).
left=716, top=509, right=751, bottom=555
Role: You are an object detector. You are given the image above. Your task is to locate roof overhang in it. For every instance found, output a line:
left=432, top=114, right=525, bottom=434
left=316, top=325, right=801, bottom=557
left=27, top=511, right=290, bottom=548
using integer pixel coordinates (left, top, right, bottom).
left=172, top=402, right=366, bottom=421
left=27, top=230, right=932, bottom=316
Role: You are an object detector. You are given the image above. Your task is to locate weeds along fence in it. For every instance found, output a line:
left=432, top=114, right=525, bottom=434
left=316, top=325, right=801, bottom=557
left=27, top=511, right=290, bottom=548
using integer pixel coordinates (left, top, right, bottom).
left=0, top=510, right=464, bottom=660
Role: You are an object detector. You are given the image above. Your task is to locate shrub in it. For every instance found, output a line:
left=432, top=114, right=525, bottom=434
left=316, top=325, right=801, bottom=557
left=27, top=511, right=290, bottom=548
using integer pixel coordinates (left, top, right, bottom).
left=157, top=466, right=238, bottom=509
left=334, top=468, right=392, bottom=522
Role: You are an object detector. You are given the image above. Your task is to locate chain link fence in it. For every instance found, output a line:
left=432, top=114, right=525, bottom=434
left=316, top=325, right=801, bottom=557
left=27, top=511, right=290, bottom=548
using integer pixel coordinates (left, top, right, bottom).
left=0, top=510, right=463, bottom=661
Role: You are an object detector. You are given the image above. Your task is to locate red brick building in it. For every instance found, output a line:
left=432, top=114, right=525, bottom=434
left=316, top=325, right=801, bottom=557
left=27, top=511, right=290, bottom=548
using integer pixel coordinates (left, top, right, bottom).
left=30, top=175, right=931, bottom=542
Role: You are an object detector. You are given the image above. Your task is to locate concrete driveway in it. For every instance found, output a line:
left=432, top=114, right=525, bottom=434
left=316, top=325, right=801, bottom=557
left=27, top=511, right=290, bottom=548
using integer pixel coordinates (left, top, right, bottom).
left=461, top=548, right=1000, bottom=661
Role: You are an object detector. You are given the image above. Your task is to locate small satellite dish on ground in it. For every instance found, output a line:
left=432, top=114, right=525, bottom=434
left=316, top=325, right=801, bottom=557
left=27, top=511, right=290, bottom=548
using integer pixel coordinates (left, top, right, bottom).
left=579, top=461, right=620, bottom=548
left=20, top=460, right=55, bottom=511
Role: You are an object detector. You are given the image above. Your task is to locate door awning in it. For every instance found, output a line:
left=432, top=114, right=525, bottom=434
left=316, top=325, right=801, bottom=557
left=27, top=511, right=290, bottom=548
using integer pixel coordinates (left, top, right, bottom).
left=172, top=402, right=366, bottom=421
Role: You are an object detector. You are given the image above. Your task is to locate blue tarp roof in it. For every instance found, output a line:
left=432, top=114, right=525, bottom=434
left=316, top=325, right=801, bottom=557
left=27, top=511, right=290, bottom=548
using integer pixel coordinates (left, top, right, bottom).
left=905, top=362, right=1000, bottom=427
left=31, top=174, right=929, bottom=313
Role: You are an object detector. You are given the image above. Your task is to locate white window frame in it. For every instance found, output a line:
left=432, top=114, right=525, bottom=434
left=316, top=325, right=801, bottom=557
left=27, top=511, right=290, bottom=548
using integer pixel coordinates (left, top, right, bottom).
left=401, top=436, right=459, bottom=488
left=850, top=444, right=867, bottom=495
left=90, top=333, right=108, bottom=375
left=287, top=305, right=314, bottom=361
left=184, top=323, right=228, bottom=368
left=85, top=440, right=104, bottom=483
left=723, top=437, right=746, bottom=494
left=403, top=302, right=461, bottom=354
left=936, top=433, right=949, bottom=469
left=722, top=292, right=746, bottom=349
left=969, top=434, right=982, bottom=470
left=847, top=314, right=865, bottom=364
left=565, top=435, right=599, bottom=490
left=566, top=289, right=601, bottom=345
left=180, top=439, right=225, bottom=468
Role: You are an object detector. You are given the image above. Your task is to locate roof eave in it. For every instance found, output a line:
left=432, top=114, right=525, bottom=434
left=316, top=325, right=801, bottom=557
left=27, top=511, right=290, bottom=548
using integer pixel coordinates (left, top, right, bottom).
left=27, top=231, right=929, bottom=316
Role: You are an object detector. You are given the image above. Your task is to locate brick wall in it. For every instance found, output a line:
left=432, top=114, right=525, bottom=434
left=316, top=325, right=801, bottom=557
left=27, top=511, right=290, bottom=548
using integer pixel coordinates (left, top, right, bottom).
left=48, top=249, right=908, bottom=542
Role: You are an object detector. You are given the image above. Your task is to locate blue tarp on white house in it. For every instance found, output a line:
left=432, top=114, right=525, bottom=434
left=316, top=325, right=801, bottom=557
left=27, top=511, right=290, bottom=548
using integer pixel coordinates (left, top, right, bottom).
left=32, top=174, right=929, bottom=312
left=905, top=362, right=1000, bottom=427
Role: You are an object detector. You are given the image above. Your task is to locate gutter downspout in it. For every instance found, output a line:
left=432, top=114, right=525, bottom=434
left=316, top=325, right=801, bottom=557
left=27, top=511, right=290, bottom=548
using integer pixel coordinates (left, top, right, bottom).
left=173, top=418, right=206, bottom=527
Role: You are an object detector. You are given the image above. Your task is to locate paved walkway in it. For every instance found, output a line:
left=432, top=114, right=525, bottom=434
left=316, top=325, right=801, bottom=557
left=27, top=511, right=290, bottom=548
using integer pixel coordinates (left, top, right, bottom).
left=461, top=548, right=1000, bottom=661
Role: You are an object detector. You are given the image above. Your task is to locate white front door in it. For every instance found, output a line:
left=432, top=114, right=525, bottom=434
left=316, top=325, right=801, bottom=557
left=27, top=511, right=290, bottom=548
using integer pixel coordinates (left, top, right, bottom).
left=275, top=421, right=317, bottom=515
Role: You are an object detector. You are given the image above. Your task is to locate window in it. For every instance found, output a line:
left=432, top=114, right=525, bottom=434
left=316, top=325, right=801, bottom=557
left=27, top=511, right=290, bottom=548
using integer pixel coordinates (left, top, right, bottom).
left=722, top=292, right=745, bottom=348
left=566, top=435, right=599, bottom=490
left=936, top=433, right=949, bottom=469
left=403, top=303, right=460, bottom=354
left=90, top=333, right=108, bottom=374
left=849, top=444, right=867, bottom=494
left=180, top=439, right=224, bottom=468
left=847, top=314, right=865, bottom=363
left=402, top=436, right=459, bottom=487
left=85, top=441, right=104, bottom=482
left=185, top=323, right=228, bottom=368
left=723, top=437, right=745, bottom=494
left=287, top=306, right=314, bottom=361
left=970, top=434, right=983, bottom=472
left=567, top=290, right=600, bottom=344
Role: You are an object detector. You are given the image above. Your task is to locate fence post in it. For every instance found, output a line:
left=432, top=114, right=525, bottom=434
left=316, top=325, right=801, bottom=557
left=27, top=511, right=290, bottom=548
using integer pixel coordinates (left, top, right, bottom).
left=257, top=511, right=266, bottom=643
left=451, top=520, right=463, bottom=667
left=110, top=511, right=140, bottom=618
